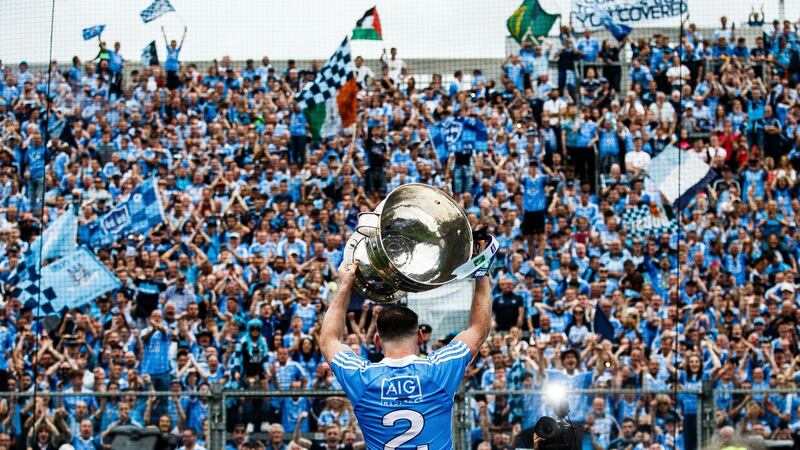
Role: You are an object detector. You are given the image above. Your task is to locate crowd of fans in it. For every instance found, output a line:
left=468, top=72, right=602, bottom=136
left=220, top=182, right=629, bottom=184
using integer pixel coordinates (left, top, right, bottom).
left=0, top=11, right=799, bottom=450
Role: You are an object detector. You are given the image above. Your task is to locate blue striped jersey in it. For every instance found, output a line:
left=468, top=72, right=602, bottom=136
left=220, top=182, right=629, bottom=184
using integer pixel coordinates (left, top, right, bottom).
left=330, top=340, right=472, bottom=450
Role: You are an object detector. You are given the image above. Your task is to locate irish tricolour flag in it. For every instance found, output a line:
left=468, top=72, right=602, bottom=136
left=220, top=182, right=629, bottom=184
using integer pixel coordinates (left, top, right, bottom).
left=352, top=7, right=382, bottom=40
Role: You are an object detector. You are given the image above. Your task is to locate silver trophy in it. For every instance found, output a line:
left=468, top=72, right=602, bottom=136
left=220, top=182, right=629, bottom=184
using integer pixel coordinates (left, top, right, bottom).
left=342, top=184, right=498, bottom=303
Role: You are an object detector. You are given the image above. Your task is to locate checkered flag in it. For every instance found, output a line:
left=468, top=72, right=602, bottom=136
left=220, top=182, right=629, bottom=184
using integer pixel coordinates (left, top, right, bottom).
left=10, top=260, right=62, bottom=315
left=10, top=247, right=120, bottom=316
left=7, top=207, right=78, bottom=287
left=140, top=0, right=175, bottom=23
left=621, top=204, right=679, bottom=240
left=295, top=38, right=354, bottom=110
left=5, top=242, right=53, bottom=309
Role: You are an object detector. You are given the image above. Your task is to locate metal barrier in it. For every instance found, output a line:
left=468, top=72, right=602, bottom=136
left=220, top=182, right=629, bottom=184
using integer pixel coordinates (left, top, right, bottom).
left=4, top=386, right=796, bottom=449
left=461, top=387, right=703, bottom=450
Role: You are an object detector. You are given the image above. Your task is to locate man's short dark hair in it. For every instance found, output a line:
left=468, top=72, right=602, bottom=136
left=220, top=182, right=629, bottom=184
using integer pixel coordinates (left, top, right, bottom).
left=621, top=417, right=636, bottom=425
left=241, top=439, right=262, bottom=450
left=560, top=348, right=580, bottom=362
left=376, top=306, right=419, bottom=342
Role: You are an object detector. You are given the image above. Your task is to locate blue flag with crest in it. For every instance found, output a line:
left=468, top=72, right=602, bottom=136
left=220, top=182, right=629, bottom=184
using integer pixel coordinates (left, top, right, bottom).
left=430, top=115, right=488, bottom=161
left=80, top=178, right=167, bottom=248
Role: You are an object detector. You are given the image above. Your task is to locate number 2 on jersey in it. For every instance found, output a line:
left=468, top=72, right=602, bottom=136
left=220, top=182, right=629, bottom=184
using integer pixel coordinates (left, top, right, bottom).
left=382, top=409, right=429, bottom=450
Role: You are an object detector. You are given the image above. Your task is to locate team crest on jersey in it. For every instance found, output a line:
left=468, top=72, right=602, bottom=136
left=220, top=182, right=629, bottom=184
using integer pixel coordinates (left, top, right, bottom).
left=381, top=375, right=423, bottom=403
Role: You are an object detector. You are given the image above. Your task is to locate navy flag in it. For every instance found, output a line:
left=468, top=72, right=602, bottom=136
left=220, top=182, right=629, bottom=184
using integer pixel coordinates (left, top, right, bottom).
left=593, top=304, right=616, bottom=342
left=141, top=41, right=159, bottom=66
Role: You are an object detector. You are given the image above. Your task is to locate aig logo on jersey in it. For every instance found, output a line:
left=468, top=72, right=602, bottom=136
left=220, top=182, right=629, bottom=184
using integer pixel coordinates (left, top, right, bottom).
left=380, top=375, right=423, bottom=404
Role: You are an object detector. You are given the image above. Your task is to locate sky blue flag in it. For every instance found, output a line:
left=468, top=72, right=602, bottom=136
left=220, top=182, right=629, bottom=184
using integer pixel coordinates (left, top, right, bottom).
left=14, top=247, right=121, bottom=316
left=82, top=24, right=106, bottom=41
left=8, top=207, right=78, bottom=286
left=430, top=115, right=488, bottom=162
left=80, top=177, right=167, bottom=247
left=600, top=13, right=631, bottom=41
left=140, top=0, right=175, bottom=23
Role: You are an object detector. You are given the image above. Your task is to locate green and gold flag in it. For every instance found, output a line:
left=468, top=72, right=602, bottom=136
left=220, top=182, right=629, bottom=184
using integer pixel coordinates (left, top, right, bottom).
left=507, top=0, right=558, bottom=44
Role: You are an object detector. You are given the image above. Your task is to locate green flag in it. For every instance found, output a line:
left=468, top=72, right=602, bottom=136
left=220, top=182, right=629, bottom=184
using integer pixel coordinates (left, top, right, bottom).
left=506, top=0, right=558, bottom=44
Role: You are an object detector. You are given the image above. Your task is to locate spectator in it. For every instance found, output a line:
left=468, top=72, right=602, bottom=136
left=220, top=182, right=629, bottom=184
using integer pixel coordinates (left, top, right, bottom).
left=162, top=26, right=188, bottom=90
left=178, top=428, right=207, bottom=450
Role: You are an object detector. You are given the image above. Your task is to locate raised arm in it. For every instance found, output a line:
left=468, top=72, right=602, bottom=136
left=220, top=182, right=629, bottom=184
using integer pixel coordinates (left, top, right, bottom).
left=180, top=26, right=187, bottom=49
left=453, top=276, right=492, bottom=359
left=319, top=262, right=359, bottom=363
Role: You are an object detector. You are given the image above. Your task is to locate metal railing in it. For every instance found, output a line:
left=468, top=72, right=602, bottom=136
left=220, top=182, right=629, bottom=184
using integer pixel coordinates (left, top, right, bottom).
left=461, top=387, right=703, bottom=450
left=3, top=385, right=795, bottom=449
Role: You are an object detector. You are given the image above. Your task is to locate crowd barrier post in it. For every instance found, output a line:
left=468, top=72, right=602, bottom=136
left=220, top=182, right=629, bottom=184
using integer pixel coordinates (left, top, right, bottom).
left=208, top=383, right=226, bottom=449
left=701, top=380, right=716, bottom=449
left=454, top=384, right=469, bottom=450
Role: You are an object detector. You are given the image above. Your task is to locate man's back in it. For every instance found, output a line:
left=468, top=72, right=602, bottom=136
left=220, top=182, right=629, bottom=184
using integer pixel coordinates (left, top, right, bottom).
left=330, top=340, right=471, bottom=450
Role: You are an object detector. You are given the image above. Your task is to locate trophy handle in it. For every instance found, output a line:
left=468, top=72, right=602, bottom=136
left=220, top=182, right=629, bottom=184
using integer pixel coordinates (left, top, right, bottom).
left=355, top=212, right=380, bottom=238
left=450, top=235, right=499, bottom=280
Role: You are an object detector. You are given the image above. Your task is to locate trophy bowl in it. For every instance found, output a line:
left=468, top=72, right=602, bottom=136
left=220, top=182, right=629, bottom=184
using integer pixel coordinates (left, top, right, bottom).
left=342, top=184, right=474, bottom=303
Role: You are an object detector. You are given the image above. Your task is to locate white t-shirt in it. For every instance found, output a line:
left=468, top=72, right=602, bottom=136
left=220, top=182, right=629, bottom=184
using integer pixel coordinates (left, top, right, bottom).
left=666, top=65, right=690, bottom=83
left=626, top=149, right=651, bottom=171
left=543, top=98, right=567, bottom=125
left=649, top=102, right=676, bottom=123
left=704, top=145, right=727, bottom=163
left=355, top=65, right=375, bottom=85
left=382, top=55, right=406, bottom=82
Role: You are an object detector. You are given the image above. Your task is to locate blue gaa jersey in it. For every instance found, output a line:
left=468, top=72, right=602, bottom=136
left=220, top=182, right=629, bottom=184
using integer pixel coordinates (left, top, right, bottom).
left=330, top=340, right=471, bottom=450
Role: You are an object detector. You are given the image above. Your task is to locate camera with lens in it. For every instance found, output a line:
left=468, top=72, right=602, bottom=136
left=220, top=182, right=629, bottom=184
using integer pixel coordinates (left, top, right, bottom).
left=524, top=384, right=579, bottom=450
left=534, top=416, right=578, bottom=450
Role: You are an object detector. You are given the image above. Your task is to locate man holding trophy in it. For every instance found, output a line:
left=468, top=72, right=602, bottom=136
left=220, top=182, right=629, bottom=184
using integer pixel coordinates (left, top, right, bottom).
left=319, top=183, right=498, bottom=450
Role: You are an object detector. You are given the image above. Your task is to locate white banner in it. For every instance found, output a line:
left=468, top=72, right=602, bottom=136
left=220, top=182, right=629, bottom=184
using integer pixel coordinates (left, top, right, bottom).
left=408, top=279, right=474, bottom=340
left=646, top=145, right=711, bottom=205
left=570, top=0, right=688, bottom=32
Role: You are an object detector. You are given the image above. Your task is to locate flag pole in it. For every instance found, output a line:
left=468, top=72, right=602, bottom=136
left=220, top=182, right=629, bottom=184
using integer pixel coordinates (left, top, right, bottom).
left=172, top=0, right=187, bottom=29
left=558, top=13, right=563, bottom=37
left=175, top=11, right=187, bottom=28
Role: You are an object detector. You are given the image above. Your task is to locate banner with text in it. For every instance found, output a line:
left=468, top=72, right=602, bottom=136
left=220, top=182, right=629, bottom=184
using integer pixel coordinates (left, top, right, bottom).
left=80, top=178, right=167, bottom=248
left=570, top=0, right=687, bottom=32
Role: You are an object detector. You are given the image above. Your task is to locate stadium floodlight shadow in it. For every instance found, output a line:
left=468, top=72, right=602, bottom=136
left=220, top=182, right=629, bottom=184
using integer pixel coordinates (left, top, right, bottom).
left=107, top=426, right=178, bottom=450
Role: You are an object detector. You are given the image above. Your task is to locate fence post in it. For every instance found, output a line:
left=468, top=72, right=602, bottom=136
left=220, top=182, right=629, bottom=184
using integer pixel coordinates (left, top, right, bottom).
left=453, top=385, right=467, bottom=450
left=701, top=381, right=716, bottom=448
left=208, top=383, right=226, bottom=449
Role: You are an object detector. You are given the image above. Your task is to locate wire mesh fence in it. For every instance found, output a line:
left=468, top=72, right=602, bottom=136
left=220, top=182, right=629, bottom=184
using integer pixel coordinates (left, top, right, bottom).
left=2, top=1, right=800, bottom=449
